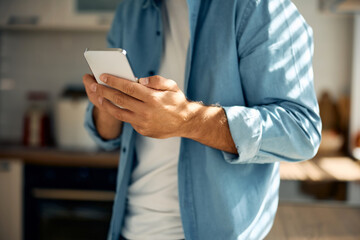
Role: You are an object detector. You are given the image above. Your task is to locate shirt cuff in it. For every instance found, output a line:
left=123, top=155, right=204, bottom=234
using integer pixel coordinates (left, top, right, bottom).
left=84, top=102, right=121, bottom=151
left=222, top=106, right=262, bottom=164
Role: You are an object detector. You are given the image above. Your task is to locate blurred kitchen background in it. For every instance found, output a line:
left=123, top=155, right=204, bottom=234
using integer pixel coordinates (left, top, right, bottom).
left=0, top=0, right=360, bottom=239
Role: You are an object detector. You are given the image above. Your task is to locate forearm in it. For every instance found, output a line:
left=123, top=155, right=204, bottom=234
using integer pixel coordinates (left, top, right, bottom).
left=93, top=106, right=123, bottom=140
left=183, top=102, right=237, bottom=154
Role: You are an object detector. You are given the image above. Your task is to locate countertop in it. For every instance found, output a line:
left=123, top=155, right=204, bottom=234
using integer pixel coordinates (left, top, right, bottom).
left=0, top=144, right=119, bottom=168
left=1, top=145, right=360, bottom=181
left=280, top=153, right=360, bottom=182
left=267, top=202, right=360, bottom=240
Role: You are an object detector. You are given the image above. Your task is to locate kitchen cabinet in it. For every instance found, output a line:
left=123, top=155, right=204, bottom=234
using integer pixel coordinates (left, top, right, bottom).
left=0, top=145, right=119, bottom=240
left=0, top=0, right=114, bottom=32
left=0, top=144, right=119, bottom=240
left=0, top=159, right=23, bottom=240
left=23, top=164, right=117, bottom=240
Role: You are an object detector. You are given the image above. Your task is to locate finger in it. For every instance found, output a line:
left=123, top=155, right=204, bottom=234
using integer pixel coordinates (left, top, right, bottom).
left=99, top=97, right=137, bottom=123
left=100, top=74, right=152, bottom=101
left=95, top=84, right=145, bottom=111
left=139, top=75, right=178, bottom=91
left=83, top=74, right=100, bottom=104
left=82, top=74, right=96, bottom=87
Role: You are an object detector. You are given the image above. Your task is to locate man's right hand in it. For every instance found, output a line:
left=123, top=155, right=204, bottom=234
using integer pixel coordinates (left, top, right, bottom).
left=83, top=74, right=123, bottom=140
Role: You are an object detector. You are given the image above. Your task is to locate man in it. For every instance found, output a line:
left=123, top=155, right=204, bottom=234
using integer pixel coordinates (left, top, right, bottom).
left=83, top=0, right=321, bottom=239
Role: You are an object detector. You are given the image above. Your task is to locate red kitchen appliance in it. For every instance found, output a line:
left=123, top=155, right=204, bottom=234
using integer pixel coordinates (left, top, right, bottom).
left=23, top=91, right=51, bottom=147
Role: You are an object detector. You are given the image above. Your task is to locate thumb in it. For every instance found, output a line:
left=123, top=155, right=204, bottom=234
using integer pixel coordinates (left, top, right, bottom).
left=139, top=75, right=178, bottom=91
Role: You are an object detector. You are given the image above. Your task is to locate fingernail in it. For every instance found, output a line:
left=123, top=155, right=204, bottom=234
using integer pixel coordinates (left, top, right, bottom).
left=139, top=77, right=149, bottom=85
left=91, top=83, right=97, bottom=92
left=101, top=75, right=107, bottom=83
left=98, top=97, right=103, bottom=105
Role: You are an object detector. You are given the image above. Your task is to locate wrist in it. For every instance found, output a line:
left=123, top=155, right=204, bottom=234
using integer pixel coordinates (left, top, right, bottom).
left=181, top=102, right=225, bottom=141
left=180, top=101, right=206, bottom=139
left=93, top=105, right=122, bottom=132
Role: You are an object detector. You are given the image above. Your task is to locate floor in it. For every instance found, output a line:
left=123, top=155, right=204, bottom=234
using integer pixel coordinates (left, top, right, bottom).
left=266, top=203, right=360, bottom=240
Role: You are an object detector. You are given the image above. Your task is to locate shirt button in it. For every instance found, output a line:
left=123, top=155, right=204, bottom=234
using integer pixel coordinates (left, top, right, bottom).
left=148, top=71, right=155, bottom=76
left=156, top=31, right=161, bottom=36
left=122, top=147, right=126, bottom=153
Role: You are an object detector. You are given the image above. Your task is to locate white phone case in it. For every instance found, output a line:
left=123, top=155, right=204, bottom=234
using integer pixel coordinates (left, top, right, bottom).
left=84, top=48, right=138, bottom=86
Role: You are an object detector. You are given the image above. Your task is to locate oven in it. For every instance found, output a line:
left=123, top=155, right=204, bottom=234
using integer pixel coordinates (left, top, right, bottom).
left=24, top=164, right=117, bottom=240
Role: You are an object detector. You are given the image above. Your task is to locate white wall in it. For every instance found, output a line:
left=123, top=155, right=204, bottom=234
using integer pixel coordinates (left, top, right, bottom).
left=292, top=0, right=354, bottom=99
left=0, top=0, right=111, bottom=142
left=0, top=31, right=107, bottom=142
left=350, top=15, right=360, bottom=152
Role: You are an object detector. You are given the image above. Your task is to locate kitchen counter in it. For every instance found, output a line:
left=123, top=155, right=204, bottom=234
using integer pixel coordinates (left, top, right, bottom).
left=1, top=145, right=360, bottom=180
left=2, top=146, right=360, bottom=240
left=280, top=153, right=360, bottom=182
left=267, top=203, right=360, bottom=240
left=0, top=144, right=119, bottom=168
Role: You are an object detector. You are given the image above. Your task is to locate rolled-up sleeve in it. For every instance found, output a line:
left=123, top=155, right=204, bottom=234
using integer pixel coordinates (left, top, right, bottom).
left=222, top=0, right=321, bottom=164
left=84, top=102, right=121, bottom=151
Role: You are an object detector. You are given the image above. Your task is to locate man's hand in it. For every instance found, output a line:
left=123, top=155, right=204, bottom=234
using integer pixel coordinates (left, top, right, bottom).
left=82, top=74, right=123, bottom=140
left=92, top=74, right=237, bottom=153
left=93, top=74, right=192, bottom=139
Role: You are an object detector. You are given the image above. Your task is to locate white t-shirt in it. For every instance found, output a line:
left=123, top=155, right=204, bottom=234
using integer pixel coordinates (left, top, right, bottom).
left=121, top=1, right=190, bottom=239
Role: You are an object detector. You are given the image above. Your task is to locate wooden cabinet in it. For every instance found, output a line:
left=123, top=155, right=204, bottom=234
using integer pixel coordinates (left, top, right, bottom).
left=0, top=159, right=23, bottom=240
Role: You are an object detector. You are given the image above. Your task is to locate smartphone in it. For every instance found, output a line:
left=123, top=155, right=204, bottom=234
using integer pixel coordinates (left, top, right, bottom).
left=84, top=48, right=138, bottom=86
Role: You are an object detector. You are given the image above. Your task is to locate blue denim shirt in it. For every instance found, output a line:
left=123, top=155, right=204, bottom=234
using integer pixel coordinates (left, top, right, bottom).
left=84, top=0, right=321, bottom=239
